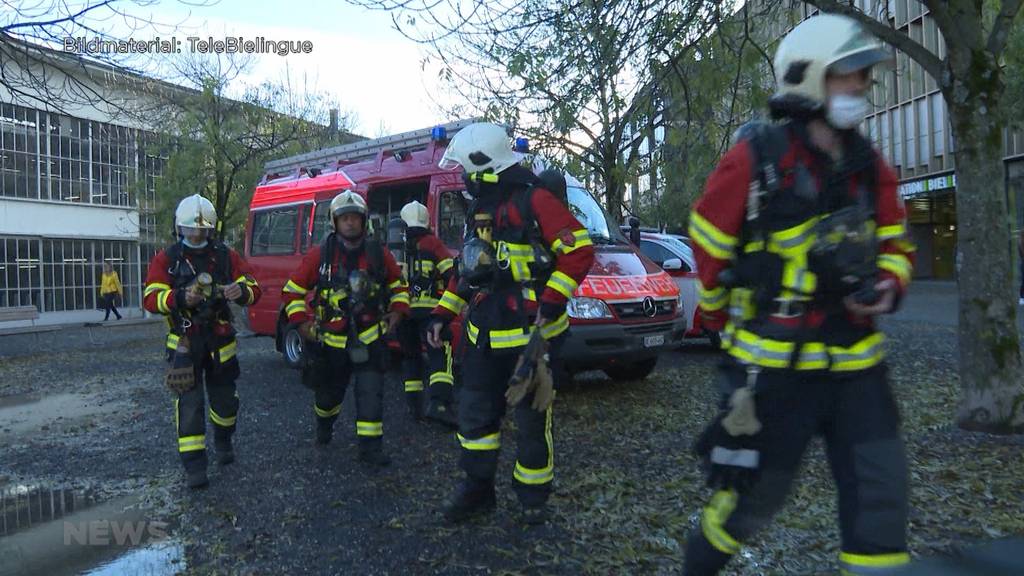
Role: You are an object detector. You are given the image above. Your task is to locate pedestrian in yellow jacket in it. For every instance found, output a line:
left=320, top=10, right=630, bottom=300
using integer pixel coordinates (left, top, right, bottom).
left=100, top=262, right=123, bottom=321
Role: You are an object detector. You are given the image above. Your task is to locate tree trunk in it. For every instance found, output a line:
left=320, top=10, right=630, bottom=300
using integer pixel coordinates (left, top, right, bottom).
left=948, top=63, right=1024, bottom=433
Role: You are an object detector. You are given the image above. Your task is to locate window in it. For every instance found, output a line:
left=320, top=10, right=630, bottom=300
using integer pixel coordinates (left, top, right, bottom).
left=0, top=237, right=41, bottom=309
left=893, top=108, right=903, bottom=167
left=931, top=94, right=945, bottom=156
left=639, top=241, right=675, bottom=266
left=312, top=200, right=333, bottom=246
left=918, top=99, right=930, bottom=162
left=881, top=111, right=891, bottom=164
left=904, top=104, right=916, bottom=167
left=250, top=207, right=298, bottom=255
left=438, top=190, right=468, bottom=249
left=299, top=203, right=313, bottom=253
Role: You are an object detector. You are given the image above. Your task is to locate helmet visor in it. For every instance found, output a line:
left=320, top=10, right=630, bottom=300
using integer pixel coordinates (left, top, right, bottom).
left=829, top=47, right=893, bottom=76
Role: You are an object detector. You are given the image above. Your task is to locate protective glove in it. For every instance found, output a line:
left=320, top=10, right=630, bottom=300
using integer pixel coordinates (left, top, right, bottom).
left=694, top=385, right=763, bottom=493
left=164, top=335, right=196, bottom=394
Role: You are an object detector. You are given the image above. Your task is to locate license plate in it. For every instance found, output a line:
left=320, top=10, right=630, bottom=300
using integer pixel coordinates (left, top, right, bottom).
left=643, top=334, right=665, bottom=348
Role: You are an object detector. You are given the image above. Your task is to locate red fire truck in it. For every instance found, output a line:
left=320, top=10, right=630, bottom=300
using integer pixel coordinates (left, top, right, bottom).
left=243, top=120, right=686, bottom=381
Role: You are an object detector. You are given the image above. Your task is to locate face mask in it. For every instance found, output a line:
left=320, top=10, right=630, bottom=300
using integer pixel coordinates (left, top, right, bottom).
left=182, top=238, right=208, bottom=249
left=826, top=94, right=869, bottom=130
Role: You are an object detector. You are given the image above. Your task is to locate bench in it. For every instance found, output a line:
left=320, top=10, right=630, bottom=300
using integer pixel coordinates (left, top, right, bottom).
left=0, top=305, right=56, bottom=340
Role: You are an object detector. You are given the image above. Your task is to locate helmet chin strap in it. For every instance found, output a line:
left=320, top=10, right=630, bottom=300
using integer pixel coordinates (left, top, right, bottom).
left=182, top=237, right=208, bottom=249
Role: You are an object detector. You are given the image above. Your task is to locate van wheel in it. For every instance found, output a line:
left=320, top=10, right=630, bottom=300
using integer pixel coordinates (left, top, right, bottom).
left=282, top=323, right=305, bottom=369
left=603, top=357, right=658, bottom=381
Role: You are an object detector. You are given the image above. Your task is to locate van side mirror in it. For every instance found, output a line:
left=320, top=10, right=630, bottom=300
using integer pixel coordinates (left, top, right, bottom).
left=662, top=258, right=683, bottom=271
left=628, top=216, right=641, bottom=246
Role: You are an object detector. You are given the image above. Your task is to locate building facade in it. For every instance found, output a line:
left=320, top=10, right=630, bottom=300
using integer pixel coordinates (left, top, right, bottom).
left=1, top=40, right=170, bottom=326
left=764, top=0, right=1024, bottom=279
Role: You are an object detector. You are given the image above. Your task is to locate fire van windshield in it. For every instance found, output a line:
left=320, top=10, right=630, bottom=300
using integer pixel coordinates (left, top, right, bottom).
left=567, top=186, right=628, bottom=245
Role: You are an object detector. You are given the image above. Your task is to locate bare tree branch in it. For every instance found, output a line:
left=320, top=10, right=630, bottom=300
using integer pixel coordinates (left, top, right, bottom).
left=987, top=0, right=1024, bottom=56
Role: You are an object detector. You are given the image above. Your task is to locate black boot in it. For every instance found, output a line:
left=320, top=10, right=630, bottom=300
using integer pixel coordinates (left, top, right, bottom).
left=520, top=503, right=550, bottom=526
left=315, top=422, right=333, bottom=445
left=186, top=469, right=209, bottom=489
left=358, top=439, right=391, bottom=467
left=443, top=479, right=496, bottom=523
left=214, top=436, right=234, bottom=465
left=407, top=392, right=424, bottom=421
left=425, top=399, right=457, bottom=429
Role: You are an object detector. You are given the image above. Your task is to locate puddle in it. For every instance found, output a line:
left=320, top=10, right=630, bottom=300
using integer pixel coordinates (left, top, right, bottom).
left=0, top=484, right=184, bottom=576
left=0, top=393, right=126, bottom=436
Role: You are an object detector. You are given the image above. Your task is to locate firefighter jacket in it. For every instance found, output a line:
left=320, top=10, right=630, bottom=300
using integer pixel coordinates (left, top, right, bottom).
left=688, top=123, right=915, bottom=372
left=431, top=184, right=595, bottom=350
left=282, top=235, right=410, bottom=349
left=143, top=241, right=261, bottom=367
left=405, top=229, right=455, bottom=316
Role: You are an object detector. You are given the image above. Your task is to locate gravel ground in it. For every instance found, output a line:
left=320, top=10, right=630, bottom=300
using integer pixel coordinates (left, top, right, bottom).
left=1, top=306, right=1022, bottom=575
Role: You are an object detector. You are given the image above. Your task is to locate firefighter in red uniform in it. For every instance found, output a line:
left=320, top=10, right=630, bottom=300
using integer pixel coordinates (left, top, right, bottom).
left=282, top=190, right=409, bottom=467
left=426, top=122, right=595, bottom=524
left=143, top=194, right=261, bottom=489
left=682, top=15, right=916, bottom=575
left=396, top=200, right=458, bottom=426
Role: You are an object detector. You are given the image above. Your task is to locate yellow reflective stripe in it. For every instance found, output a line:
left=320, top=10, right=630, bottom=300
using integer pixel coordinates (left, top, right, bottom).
left=726, top=329, right=885, bottom=371
left=404, top=380, right=424, bottom=392
left=743, top=240, right=765, bottom=253
left=458, top=432, right=500, bottom=450
left=515, top=402, right=554, bottom=484
left=877, top=254, right=912, bottom=285
left=489, top=326, right=531, bottom=349
left=514, top=461, right=554, bottom=485
left=767, top=217, right=819, bottom=254
left=550, top=229, right=593, bottom=254
left=415, top=260, right=436, bottom=273
left=429, top=371, right=454, bottom=385
left=358, top=322, right=387, bottom=344
left=209, top=408, right=236, bottom=427
left=315, top=403, right=342, bottom=418
left=157, top=289, right=173, bottom=314
left=875, top=224, right=906, bottom=241
left=283, top=280, right=308, bottom=295
left=411, top=298, right=440, bottom=309
left=166, top=333, right=180, bottom=350
left=388, top=279, right=404, bottom=290
left=144, top=282, right=171, bottom=297
left=285, top=300, right=308, bottom=317
left=356, top=420, right=383, bottom=437
left=390, top=292, right=411, bottom=306
left=466, top=322, right=479, bottom=345
left=510, top=259, right=531, bottom=282
left=540, top=312, right=569, bottom=340
left=322, top=332, right=348, bottom=348
left=546, top=270, right=579, bottom=299
left=213, top=341, right=237, bottom=363
left=688, top=212, right=738, bottom=260
left=781, top=263, right=817, bottom=295
left=178, top=435, right=205, bottom=453
left=828, top=332, right=886, bottom=372
left=439, top=291, right=467, bottom=315
left=522, top=287, right=537, bottom=302
left=893, top=239, right=916, bottom=253
left=839, top=551, right=910, bottom=572
left=698, top=282, right=729, bottom=312
left=498, top=242, right=534, bottom=257
left=437, top=258, right=454, bottom=274
left=701, top=490, right=740, bottom=555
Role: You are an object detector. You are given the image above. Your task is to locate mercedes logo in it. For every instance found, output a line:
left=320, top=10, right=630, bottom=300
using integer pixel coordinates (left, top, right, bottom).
left=642, top=296, right=657, bottom=318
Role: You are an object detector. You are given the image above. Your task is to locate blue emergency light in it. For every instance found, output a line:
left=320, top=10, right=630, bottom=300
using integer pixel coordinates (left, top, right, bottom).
left=431, top=126, right=447, bottom=141
left=514, top=137, right=530, bottom=153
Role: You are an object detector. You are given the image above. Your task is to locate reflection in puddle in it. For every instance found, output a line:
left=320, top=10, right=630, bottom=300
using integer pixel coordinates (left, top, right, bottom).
left=0, top=484, right=184, bottom=576
left=0, top=393, right=125, bottom=436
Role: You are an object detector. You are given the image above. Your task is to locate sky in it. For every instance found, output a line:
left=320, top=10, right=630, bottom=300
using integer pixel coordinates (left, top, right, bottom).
left=109, top=0, right=455, bottom=136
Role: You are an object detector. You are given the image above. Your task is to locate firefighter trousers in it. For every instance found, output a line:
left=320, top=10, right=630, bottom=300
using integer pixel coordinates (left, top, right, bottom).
left=314, top=342, right=387, bottom=451
left=175, top=355, right=239, bottom=474
left=457, top=344, right=554, bottom=507
left=398, top=315, right=454, bottom=405
left=684, top=362, right=909, bottom=576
